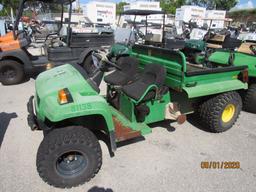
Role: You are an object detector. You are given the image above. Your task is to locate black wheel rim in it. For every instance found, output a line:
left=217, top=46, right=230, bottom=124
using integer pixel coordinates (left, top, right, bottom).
left=56, top=151, right=88, bottom=177
left=1, top=66, right=16, bottom=80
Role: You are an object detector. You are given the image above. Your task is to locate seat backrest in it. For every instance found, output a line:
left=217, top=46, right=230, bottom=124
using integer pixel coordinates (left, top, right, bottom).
left=141, top=64, right=166, bottom=86
left=117, top=56, right=139, bottom=75
left=222, top=34, right=242, bottom=49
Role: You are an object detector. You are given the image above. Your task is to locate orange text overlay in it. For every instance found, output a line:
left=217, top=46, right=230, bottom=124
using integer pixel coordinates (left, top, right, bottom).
left=201, top=161, right=240, bottom=169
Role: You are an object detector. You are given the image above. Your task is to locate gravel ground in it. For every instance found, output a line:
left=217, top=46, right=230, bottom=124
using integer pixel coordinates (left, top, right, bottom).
left=0, top=78, right=256, bottom=192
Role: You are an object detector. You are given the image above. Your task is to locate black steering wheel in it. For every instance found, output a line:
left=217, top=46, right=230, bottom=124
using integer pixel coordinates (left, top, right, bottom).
left=92, top=51, right=122, bottom=70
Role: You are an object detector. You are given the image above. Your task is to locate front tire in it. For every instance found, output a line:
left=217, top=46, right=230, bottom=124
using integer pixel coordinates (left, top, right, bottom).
left=243, top=84, right=256, bottom=113
left=198, top=91, right=242, bottom=133
left=0, top=60, right=25, bottom=85
left=36, top=126, right=102, bottom=188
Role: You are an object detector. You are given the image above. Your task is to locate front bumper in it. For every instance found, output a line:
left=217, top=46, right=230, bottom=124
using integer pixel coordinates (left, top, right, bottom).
left=27, top=96, right=38, bottom=131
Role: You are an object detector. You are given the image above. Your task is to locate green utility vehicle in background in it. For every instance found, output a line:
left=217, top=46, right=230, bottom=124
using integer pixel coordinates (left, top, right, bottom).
left=207, top=41, right=256, bottom=113
left=27, top=44, right=248, bottom=188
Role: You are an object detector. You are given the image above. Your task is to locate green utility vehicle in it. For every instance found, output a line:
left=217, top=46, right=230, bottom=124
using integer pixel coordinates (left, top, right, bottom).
left=28, top=44, right=248, bottom=188
left=207, top=41, right=256, bottom=113
left=182, top=31, right=242, bottom=64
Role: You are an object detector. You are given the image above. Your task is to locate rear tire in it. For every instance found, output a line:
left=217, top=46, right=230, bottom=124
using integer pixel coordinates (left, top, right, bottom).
left=243, top=84, right=256, bottom=113
left=0, top=60, right=25, bottom=85
left=36, top=126, right=102, bottom=188
left=198, top=91, right=242, bottom=133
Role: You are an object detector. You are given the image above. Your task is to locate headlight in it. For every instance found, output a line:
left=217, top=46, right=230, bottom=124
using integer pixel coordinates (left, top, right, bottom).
left=58, top=88, right=73, bottom=105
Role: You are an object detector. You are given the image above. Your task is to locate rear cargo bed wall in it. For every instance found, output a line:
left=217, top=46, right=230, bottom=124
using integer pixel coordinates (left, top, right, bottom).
left=131, top=45, right=186, bottom=90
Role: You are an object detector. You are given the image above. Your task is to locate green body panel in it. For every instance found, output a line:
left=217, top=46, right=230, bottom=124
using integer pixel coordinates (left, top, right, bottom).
left=183, top=79, right=247, bottom=98
left=119, top=93, right=136, bottom=122
left=35, top=64, right=114, bottom=131
left=182, top=70, right=248, bottom=98
left=144, top=93, right=170, bottom=124
left=131, top=47, right=247, bottom=98
left=185, top=39, right=206, bottom=51
left=209, top=51, right=256, bottom=78
left=119, top=92, right=171, bottom=124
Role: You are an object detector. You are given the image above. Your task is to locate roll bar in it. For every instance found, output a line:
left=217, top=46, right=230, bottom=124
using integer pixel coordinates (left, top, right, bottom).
left=13, top=0, right=74, bottom=39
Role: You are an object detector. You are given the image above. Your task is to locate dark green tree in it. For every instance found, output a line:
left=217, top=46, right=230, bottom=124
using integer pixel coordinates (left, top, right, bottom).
left=160, top=0, right=186, bottom=14
left=0, top=1, right=66, bottom=16
left=0, top=0, right=20, bottom=16
left=116, top=2, right=128, bottom=15
left=214, top=0, right=238, bottom=10
left=1, top=0, right=20, bottom=11
left=188, top=0, right=238, bottom=10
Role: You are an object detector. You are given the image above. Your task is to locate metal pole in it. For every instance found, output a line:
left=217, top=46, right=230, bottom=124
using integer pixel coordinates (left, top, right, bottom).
left=117, top=14, right=121, bottom=27
left=67, top=0, right=72, bottom=46
left=128, top=15, right=136, bottom=45
left=13, top=0, right=25, bottom=39
left=11, top=8, right=14, bottom=24
left=162, top=13, right=165, bottom=46
left=145, top=15, right=148, bottom=36
left=58, top=4, right=64, bottom=34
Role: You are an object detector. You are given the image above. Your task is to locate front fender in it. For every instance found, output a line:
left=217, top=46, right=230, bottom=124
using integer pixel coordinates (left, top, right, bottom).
left=0, top=49, right=32, bottom=69
left=36, top=94, right=115, bottom=132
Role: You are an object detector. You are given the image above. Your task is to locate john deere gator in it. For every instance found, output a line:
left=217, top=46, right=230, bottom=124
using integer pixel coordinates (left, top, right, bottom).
left=27, top=44, right=248, bottom=188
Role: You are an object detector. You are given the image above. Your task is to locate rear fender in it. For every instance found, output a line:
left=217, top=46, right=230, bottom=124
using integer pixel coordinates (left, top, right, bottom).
left=183, top=79, right=248, bottom=98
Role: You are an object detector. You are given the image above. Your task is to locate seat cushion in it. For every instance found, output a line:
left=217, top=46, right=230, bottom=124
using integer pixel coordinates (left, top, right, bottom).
left=122, top=80, right=155, bottom=101
left=122, top=64, right=166, bottom=102
left=104, top=71, right=130, bottom=86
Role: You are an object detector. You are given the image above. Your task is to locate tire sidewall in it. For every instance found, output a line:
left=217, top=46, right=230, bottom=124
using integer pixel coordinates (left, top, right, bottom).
left=0, top=60, right=24, bottom=85
left=40, top=142, right=98, bottom=186
left=198, top=91, right=242, bottom=133
left=37, top=127, right=102, bottom=188
left=218, top=97, right=241, bottom=131
left=243, top=84, right=256, bottom=113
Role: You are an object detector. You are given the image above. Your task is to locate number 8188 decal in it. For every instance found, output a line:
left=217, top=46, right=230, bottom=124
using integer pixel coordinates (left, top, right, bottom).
left=201, top=161, right=240, bottom=169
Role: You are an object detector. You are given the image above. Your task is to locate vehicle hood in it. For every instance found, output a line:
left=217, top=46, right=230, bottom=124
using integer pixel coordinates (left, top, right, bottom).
left=35, top=64, right=99, bottom=99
